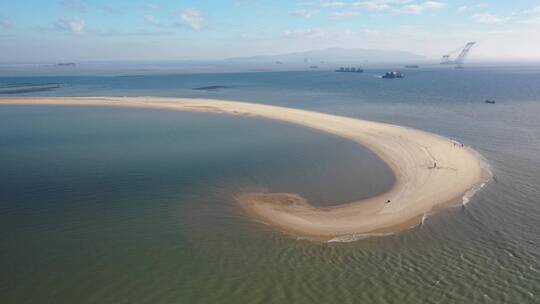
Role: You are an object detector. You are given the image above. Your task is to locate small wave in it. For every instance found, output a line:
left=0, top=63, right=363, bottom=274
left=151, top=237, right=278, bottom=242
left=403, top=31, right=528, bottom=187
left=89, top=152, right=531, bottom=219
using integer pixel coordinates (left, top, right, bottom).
left=327, top=232, right=395, bottom=243
left=462, top=148, right=492, bottom=206
left=421, top=212, right=431, bottom=225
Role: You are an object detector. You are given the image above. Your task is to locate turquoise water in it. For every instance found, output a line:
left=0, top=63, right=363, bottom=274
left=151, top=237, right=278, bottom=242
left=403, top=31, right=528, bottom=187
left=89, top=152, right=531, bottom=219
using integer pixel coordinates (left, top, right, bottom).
left=1, top=66, right=540, bottom=303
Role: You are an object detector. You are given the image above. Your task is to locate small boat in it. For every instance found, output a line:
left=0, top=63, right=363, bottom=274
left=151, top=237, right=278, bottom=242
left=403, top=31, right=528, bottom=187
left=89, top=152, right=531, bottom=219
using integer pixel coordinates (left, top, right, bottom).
left=485, top=100, right=495, bottom=104
left=404, top=64, right=419, bottom=68
left=382, top=71, right=404, bottom=79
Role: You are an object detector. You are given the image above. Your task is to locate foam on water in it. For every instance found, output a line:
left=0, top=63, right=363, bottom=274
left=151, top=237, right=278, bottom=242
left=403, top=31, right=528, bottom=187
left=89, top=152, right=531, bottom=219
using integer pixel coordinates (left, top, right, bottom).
left=462, top=147, right=493, bottom=206
left=327, top=232, right=396, bottom=243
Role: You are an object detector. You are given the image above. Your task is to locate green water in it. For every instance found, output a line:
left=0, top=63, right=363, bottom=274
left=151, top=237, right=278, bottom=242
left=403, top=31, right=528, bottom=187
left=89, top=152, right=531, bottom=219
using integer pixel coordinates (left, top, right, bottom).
left=2, top=67, right=540, bottom=303
left=1, top=106, right=401, bottom=303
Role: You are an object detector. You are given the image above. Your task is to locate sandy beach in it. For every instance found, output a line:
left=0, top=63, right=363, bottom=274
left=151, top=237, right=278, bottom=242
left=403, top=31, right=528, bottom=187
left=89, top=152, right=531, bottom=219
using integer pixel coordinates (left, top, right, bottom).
left=0, top=97, right=487, bottom=240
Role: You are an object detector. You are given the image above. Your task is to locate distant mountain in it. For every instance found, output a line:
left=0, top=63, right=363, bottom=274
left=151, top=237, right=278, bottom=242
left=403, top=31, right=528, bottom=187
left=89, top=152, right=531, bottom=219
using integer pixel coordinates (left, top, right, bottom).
left=227, top=48, right=425, bottom=63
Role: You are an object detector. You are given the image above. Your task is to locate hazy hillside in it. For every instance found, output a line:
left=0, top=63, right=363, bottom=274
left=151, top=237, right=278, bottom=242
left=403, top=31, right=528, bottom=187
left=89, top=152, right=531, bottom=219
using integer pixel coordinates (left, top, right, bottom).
left=227, top=48, right=425, bottom=63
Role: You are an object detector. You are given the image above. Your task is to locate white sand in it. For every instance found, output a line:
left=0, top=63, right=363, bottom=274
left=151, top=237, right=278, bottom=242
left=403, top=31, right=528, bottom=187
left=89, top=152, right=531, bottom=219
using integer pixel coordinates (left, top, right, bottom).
left=0, top=97, right=486, bottom=240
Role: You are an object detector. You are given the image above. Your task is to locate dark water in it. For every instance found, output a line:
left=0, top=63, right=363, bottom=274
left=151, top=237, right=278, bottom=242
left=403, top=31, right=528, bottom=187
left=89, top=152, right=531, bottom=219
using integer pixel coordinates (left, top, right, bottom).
left=1, top=66, right=539, bottom=303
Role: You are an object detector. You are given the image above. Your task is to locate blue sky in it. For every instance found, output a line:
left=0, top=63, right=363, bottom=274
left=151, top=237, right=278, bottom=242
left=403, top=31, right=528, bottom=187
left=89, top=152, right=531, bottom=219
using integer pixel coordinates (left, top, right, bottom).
left=1, top=0, right=540, bottom=61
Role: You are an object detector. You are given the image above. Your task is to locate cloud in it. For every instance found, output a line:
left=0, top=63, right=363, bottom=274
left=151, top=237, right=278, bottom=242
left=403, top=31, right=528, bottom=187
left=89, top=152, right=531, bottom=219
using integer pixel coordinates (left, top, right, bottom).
left=292, top=9, right=320, bottom=18
left=514, top=4, right=540, bottom=23
left=351, top=0, right=446, bottom=14
left=523, top=5, right=540, bottom=14
left=402, top=1, right=447, bottom=14
left=520, top=7, right=540, bottom=24
left=332, top=11, right=362, bottom=17
left=0, top=18, right=11, bottom=30
left=283, top=28, right=368, bottom=41
left=320, top=2, right=346, bottom=8
left=178, top=9, right=204, bottom=30
left=401, top=4, right=424, bottom=14
left=422, top=1, right=446, bottom=9
left=283, top=29, right=329, bottom=39
left=470, top=13, right=506, bottom=24
left=62, top=1, right=86, bottom=12
left=145, top=3, right=161, bottom=10
left=56, top=17, right=85, bottom=34
left=144, top=14, right=160, bottom=26
left=91, top=29, right=175, bottom=37
left=521, top=16, right=540, bottom=24
left=352, top=1, right=393, bottom=12
left=102, top=5, right=124, bottom=15
left=457, top=3, right=488, bottom=12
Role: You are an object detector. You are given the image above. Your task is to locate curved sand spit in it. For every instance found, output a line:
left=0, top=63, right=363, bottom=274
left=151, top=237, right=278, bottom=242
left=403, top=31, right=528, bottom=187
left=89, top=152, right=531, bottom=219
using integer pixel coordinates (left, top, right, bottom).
left=0, top=97, right=488, bottom=240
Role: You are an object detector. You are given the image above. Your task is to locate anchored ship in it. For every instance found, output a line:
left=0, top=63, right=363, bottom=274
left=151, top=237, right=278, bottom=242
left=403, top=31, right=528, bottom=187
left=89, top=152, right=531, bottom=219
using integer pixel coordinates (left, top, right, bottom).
left=382, top=71, right=404, bottom=79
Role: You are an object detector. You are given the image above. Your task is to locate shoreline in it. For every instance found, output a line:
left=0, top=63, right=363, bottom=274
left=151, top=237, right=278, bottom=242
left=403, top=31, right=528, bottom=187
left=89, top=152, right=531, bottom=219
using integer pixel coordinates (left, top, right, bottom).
left=0, top=97, right=489, bottom=240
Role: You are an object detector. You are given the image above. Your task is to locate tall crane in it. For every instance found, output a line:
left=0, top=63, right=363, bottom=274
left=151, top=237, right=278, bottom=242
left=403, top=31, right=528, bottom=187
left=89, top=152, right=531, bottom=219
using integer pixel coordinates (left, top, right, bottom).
left=441, top=42, right=475, bottom=67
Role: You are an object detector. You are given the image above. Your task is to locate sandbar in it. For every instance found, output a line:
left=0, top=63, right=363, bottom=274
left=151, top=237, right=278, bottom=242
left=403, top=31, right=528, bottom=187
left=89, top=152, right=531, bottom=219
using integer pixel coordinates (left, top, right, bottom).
left=0, top=97, right=488, bottom=240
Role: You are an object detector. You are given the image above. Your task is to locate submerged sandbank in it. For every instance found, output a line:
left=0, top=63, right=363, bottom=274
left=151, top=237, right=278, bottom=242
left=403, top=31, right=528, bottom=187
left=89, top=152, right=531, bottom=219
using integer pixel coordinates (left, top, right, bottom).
left=0, top=97, right=488, bottom=240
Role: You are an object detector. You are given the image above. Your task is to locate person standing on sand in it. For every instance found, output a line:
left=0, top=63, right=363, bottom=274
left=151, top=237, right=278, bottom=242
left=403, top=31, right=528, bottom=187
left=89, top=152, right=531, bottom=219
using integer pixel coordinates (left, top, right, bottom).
left=434, top=162, right=437, bottom=168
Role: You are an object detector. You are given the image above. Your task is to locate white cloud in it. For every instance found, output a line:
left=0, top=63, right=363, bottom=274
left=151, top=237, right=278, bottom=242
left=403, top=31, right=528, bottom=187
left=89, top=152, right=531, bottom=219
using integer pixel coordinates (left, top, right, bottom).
left=352, top=1, right=392, bottom=12
left=56, top=17, right=85, bottom=34
left=521, top=16, right=540, bottom=25
left=0, top=18, right=10, bottom=30
left=422, top=1, right=446, bottom=9
left=402, top=4, right=424, bottom=14
left=293, top=9, right=320, bottom=18
left=402, top=1, right=446, bottom=14
left=351, top=0, right=446, bottom=14
left=144, top=14, right=160, bottom=26
left=178, top=9, right=204, bottom=30
left=320, top=2, right=346, bottom=8
left=283, top=28, right=378, bottom=41
left=332, top=11, right=362, bottom=17
left=146, top=3, right=161, bottom=10
left=514, top=4, right=540, bottom=23
left=102, top=5, right=124, bottom=15
left=528, top=5, right=540, bottom=14
left=470, top=13, right=506, bottom=24
left=284, top=29, right=329, bottom=39
left=458, top=3, right=488, bottom=12
left=62, top=1, right=86, bottom=12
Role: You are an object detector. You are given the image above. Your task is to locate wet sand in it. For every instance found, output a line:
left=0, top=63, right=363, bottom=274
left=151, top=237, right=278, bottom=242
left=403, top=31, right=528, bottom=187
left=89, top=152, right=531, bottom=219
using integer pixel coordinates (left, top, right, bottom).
left=0, top=97, right=486, bottom=240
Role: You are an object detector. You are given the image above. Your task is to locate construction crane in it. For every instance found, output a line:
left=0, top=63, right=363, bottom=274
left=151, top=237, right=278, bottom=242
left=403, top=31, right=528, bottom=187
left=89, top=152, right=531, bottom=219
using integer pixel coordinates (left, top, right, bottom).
left=441, top=42, right=475, bottom=67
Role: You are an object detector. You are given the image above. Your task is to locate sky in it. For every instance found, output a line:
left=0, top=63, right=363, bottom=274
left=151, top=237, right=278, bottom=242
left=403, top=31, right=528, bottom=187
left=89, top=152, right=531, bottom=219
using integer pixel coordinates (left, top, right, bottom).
left=1, top=0, right=540, bottom=62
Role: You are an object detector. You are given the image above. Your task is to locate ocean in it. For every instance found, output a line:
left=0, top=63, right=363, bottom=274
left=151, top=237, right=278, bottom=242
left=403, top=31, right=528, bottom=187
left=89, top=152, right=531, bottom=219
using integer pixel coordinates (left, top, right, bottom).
left=1, top=64, right=539, bottom=303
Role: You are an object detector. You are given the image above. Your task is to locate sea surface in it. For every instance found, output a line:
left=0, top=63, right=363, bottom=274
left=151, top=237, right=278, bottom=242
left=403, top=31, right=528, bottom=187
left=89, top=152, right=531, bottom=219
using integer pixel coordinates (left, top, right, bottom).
left=1, top=65, right=539, bottom=303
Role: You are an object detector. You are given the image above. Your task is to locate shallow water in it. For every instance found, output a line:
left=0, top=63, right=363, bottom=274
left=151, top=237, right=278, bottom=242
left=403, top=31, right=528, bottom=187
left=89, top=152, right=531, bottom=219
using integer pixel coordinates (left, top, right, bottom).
left=1, top=66, right=539, bottom=303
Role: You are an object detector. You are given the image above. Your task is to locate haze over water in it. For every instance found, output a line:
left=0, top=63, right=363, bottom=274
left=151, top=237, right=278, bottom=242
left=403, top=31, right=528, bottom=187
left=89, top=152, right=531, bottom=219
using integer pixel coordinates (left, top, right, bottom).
left=1, top=65, right=540, bottom=303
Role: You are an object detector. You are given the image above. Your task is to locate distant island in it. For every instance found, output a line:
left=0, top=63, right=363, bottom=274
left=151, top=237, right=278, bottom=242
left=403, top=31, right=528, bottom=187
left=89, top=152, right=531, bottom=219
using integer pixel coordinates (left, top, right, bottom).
left=227, top=47, right=424, bottom=63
